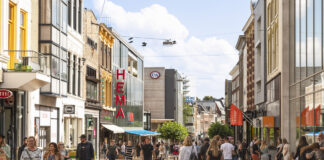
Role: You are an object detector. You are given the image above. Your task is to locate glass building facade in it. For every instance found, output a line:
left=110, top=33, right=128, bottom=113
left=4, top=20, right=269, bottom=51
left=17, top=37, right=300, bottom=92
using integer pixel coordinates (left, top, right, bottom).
left=291, top=0, right=324, bottom=143
left=112, top=37, right=144, bottom=127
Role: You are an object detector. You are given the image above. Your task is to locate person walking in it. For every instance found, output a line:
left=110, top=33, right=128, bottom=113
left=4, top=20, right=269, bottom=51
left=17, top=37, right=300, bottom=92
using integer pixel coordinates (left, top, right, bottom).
left=76, top=134, right=94, bottom=160
left=179, top=136, right=197, bottom=160
left=300, top=143, right=320, bottom=160
left=107, top=140, right=118, bottom=160
left=275, top=138, right=283, bottom=160
left=43, top=142, right=62, bottom=160
left=199, top=138, right=210, bottom=160
left=159, top=142, right=166, bottom=159
left=135, top=142, right=141, bottom=159
left=238, top=142, right=246, bottom=160
left=141, top=138, right=154, bottom=160
left=251, top=140, right=260, bottom=160
left=260, top=140, right=269, bottom=160
left=294, top=136, right=308, bottom=160
left=58, top=142, right=69, bottom=160
left=121, top=142, right=126, bottom=157
left=20, top=136, right=43, bottom=160
left=317, top=133, right=324, bottom=160
left=220, top=137, right=234, bottom=160
left=206, top=139, right=223, bottom=160
left=0, top=134, right=10, bottom=160
left=282, top=139, right=289, bottom=160
left=165, top=142, right=170, bottom=158
left=124, top=140, right=135, bottom=160
left=18, top=137, right=28, bottom=160
left=230, top=139, right=238, bottom=160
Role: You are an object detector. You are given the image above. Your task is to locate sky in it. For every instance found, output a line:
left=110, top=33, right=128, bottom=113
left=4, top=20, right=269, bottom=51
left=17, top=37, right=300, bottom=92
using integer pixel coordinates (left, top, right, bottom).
left=84, top=0, right=252, bottom=99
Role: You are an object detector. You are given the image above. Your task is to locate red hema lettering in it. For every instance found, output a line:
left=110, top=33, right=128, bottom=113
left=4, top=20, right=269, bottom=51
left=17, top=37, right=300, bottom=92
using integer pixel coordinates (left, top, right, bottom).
left=116, top=95, right=126, bottom=106
left=116, top=82, right=124, bottom=93
left=116, top=108, right=125, bottom=118
left=116, top=69, right=125, bottom=80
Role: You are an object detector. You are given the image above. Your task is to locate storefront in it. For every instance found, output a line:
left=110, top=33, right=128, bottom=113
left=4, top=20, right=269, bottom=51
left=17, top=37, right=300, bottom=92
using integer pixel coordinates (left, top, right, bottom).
left=63, top=104, right=83, bottom=150
left=85, top=109, right=100, bottom=160
left=0, top=90, right=26, bottom=159
left=34, top=105, right=59, bottom=148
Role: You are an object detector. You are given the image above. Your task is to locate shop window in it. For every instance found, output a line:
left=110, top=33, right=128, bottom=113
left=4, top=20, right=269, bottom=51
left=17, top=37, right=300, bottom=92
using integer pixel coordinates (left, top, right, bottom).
left=8, top=1, right=16, bottom=69
left=64, top=118, right=82, bottom=148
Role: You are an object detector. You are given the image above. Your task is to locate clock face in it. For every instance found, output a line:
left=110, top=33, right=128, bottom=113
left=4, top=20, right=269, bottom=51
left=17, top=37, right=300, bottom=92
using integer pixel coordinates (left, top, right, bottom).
left=150, top=71, right=160, bottom=79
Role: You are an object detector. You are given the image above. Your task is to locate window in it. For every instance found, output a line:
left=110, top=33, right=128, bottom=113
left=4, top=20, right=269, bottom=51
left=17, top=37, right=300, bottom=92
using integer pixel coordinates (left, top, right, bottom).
left=78, top=0, right=81, bottom=33
left=86, top=81, right=97, bottom=100
left=68, top=0, right=71, bottom=26
left=8, top=1, right=16, bottom=69
left=87, top=66, right=96, bottom=77
left=87, top=37, right=97, bottom=50
left=73, top=0, right=76, bottom=30
left=20, top=10, right=27, bottom=56
left=62, top=3, right=67, bottom=33
left=67, top=53, right=71, bottom=93
left=78, top=58, right=81, bottom=96
left=51, top=56, right=60, bottom=78
left=73, top=55, right=76, bottom=95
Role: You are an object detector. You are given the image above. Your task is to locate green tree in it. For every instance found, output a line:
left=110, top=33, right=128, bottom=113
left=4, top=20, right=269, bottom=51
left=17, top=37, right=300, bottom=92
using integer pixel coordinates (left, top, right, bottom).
left=157, top=121, right=188, bottom=141
left=183, top=100, right=193, bottom=123
left=208, top=122, right=233, bottom=138
left=203, top=96, right=216, bottom=101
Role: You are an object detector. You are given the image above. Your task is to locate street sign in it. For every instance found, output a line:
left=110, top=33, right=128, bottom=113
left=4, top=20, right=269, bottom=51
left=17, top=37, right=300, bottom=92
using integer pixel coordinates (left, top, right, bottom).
left=63, top=105, right=75, bottom=114
left=0, top=90, right=13, bottom=99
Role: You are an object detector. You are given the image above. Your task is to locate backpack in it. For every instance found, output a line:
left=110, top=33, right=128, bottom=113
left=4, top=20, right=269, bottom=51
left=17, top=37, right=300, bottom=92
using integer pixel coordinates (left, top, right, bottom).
left=189, top=146, right=198, bottom=160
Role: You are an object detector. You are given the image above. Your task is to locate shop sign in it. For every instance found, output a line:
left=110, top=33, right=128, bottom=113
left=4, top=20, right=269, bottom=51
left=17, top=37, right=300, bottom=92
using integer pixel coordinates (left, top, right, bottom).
left=63, top=105, right=75, bottom=114
left=230, top=104, right=243, bottom=126
left=115, top=69, right=126, bottom=119
left=128, top=112, right=134, bottom=122
left=100, top=110, right=114, bottom=123
left=0, top=90, right=13, bottom=99
left=150, top=71, right=160, bottom=79
left=262, top=116, right=274, bottom=128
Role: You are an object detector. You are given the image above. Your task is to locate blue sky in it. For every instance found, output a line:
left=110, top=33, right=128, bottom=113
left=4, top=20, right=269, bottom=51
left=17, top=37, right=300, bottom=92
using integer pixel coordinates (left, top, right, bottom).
left=84, top=0, right=251, bottom=99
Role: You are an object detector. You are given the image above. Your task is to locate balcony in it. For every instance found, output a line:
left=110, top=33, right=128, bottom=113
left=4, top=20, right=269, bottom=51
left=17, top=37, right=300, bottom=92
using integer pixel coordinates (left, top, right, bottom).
left=0, top=50, right=50, bottom=91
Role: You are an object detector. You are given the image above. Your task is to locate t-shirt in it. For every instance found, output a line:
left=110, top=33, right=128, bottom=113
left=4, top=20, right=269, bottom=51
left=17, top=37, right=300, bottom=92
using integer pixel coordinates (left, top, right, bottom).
left=125, top=145, right=134, bottom=160
left=108, top=145, right=117, bottom=156
left=142, top=144, right=153, bottom=160
left=221, top=142, right=234, bottom=159
left=20, top=148, right=43, bottom=160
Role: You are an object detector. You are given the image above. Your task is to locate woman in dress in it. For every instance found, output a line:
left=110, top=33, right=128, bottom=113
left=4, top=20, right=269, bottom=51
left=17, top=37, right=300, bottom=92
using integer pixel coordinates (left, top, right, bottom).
left=282, top=139, right=290, bottom=160
left=275, top=138, right=283, bottom=160
left=260, top=140, right=269, bottom=160
left=206, top=139, right=223, bottom=160
left=294, top=136, right=308, bottom=160
left=58, top=142, right=70, bottom=160
left=43, top=142, right=62, bottom=160
left=20, top=136, right=43, bottom=160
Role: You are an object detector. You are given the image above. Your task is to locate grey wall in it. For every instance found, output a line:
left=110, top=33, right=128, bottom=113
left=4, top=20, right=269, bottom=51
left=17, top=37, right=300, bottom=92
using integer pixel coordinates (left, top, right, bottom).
left=254, top=0, right=267, bottom=106
left=144, top=67, right=165, bottom=119
left=165, top=69, right=176, bottom=120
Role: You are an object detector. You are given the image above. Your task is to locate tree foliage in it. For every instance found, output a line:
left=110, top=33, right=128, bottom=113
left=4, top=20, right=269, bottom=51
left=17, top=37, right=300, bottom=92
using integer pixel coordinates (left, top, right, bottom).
left=203, top=96, right=216, bottom=101
left=183, top=101, right=193, bottom=123
left=208, top=122, right=233, bottom=138
left=157, top=121, right=188, bottom=141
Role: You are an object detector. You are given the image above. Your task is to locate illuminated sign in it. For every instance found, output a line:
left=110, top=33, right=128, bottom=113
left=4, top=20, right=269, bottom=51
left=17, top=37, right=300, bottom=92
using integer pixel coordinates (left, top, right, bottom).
left=0, top=90, right=13, bottom=99
left=116, top=69, right=126, bottom=119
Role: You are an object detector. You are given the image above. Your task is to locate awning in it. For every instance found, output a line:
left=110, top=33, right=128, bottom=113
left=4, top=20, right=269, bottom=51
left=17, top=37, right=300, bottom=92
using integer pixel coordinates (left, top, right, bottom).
left=102, top=124, right=125, bottom=134
left=125, top=130, right=160, bottom=136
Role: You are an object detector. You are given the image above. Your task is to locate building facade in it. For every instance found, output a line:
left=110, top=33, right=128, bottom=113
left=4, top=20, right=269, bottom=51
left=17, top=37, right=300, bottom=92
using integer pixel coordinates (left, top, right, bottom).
left=224, top=79, right=232, bottom=125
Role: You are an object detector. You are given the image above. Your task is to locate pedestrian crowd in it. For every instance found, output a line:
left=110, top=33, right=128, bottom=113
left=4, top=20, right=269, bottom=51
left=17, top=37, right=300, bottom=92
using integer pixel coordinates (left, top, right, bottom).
left=0, top=132, right=323, bottom=160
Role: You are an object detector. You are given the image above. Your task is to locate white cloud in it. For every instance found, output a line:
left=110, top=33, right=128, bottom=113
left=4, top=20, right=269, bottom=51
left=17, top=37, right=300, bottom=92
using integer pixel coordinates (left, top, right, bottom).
left=93, top=0, right=238, bottom=98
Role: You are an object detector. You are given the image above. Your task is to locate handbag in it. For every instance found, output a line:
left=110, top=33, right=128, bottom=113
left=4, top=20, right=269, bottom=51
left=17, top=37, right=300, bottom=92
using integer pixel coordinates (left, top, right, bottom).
left=189, top=146, right=198, bottom=160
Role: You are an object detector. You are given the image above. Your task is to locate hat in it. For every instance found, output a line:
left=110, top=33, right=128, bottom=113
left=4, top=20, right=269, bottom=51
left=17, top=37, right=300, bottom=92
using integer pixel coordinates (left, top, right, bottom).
left=80, top=134, right=86, bottom=139
left=0, top=134, right=5, bottom=138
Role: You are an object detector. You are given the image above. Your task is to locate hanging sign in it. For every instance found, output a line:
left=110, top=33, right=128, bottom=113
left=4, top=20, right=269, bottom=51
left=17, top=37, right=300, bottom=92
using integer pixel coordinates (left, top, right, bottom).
left=230, top=104, right=243, bottom=126
left=0, top=90, right=13, bottom=99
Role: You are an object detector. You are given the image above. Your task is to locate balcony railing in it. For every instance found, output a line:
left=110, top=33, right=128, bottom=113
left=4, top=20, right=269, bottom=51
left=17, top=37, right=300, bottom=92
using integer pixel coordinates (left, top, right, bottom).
left=4, top=50, right=50, bottom=75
